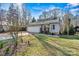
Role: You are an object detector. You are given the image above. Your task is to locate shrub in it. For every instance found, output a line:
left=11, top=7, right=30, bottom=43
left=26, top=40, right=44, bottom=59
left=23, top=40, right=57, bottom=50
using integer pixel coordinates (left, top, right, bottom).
left=48, top=32, right=52, bottom=35
left=0, top=43, right=3, bottom=49
left=5, top=47, right=10, bottom=55
left=52, top=32, right=55, bottom=35
left=69, top=25, right=76, bottom=35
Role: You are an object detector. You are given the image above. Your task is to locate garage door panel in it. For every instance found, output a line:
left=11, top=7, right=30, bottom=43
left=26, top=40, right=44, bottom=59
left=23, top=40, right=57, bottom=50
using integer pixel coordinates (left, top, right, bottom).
left=27, top=26, right=41, bottom=33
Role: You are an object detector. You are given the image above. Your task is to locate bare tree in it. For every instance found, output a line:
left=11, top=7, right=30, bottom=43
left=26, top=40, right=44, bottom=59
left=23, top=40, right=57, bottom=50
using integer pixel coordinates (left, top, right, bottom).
left=6, top=4, right=20, bottom=55
left=42, top=11, right=47, bottom=19
left=0, top=4, right=3, bottom=32
left=18, top=4, right=27, bottom=42
left=7, top=4, right=19, bottom=40
left=63, top=13, right=73, bottom=35
left=7, top=3, right=29, bottom=45
left=0, top=4, right=2, bottom=32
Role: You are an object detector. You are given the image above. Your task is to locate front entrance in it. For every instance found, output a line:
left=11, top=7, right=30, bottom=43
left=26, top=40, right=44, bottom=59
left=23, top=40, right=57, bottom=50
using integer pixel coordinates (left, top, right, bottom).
left=40, top=24, right=49, bottom=34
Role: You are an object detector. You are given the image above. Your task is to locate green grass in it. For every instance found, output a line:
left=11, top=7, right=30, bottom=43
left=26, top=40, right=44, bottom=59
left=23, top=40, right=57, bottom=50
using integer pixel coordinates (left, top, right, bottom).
left=0, top=39, right=14, bottom=49
left=0, top=39, right=16, bottom=56
left=35, top=34, right=79, bottom=56
left=16, top=34, right=79, bottom=56
left=16, top=35, right=50, bottom=56
left=0, top=34, right=79, bottom=56
left=60, top=35, right=79, bottom=40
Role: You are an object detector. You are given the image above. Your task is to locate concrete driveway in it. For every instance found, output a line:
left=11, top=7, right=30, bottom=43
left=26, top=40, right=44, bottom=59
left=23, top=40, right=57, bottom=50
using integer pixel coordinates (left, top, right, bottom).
left=0, top=32, right=29, bottom=40
left=0, top=33, right=12, bottom=40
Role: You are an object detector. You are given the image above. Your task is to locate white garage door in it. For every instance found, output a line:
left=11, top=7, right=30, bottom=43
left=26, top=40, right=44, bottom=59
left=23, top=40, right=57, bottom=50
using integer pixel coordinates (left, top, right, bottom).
left=27, top=26, right=41, bottom=33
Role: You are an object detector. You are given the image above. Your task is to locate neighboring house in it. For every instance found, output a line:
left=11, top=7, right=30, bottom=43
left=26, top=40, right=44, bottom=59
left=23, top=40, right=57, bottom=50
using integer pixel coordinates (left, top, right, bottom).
left=0, top=20, right=9, bottom=32
left=27, top=18, right=61, bottom=34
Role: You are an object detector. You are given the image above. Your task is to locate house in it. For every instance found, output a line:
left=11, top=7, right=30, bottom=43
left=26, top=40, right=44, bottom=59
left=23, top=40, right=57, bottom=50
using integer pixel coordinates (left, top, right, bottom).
left=27, top=18, right=61, bottom=34
left=0, top=20, right=9, bottom=32
left=27, top=12, right=79, bottom=34
left=27, top=8, right=64, bottom=34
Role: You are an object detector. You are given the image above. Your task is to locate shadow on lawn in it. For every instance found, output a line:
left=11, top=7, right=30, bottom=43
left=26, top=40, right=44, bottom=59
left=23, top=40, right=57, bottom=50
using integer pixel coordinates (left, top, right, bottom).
left=35, top=35, right=72, bottom=56
left=59, top=35, right=79, bottom=40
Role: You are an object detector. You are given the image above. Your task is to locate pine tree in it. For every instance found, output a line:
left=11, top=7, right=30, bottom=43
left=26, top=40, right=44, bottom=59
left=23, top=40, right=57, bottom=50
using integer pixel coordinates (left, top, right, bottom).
left=32, top=17, right=36, bottom=22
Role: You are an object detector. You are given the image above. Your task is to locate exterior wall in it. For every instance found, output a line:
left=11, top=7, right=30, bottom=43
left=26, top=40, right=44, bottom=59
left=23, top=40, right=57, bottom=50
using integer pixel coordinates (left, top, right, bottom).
left=27, top=25, right=41, bottom=33
left=3, top=25, right=9, bottom=31
left=49, top=24, right=60, bottom=34
left=27, top=23, right=60, bottom=34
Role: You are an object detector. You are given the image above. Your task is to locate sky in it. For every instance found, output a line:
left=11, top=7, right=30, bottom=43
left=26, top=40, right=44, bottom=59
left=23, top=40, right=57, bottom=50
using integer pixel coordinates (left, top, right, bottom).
left=25, top=3, right=79, bottom=19
left=0, top=3, right=79, bottom=19
left=25, top=3, right=68, bottom=19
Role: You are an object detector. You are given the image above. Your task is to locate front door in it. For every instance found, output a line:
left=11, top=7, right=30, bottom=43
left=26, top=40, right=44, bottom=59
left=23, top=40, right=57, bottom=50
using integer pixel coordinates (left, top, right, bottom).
left=40, top=24, right=49, bottom=34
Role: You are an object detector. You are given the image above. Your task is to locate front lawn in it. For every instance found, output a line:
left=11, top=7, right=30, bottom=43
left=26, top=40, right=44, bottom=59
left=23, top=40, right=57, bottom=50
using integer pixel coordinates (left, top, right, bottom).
left=35, top=34, right=79, bottom=56
left=0, top=33, right=79, bottom=56
left=16, top=34, right=50, bottom=56
left=0, top=39, right=15, bottom=56
left=60, top=35, right=79, bottom=40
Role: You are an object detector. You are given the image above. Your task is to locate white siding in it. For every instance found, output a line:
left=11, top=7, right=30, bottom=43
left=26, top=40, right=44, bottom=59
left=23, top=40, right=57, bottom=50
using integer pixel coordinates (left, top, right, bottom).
left=49, top=24, right=60, bottom=34
left=27, top=26, right=41, bottom=33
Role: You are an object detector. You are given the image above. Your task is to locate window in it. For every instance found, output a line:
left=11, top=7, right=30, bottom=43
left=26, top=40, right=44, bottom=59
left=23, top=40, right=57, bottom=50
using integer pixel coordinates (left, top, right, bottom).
left=52, top=24, right=55, bottom=30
